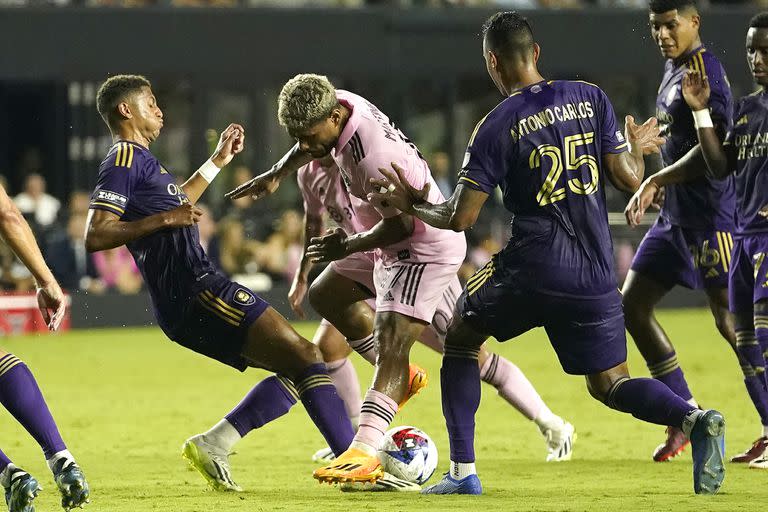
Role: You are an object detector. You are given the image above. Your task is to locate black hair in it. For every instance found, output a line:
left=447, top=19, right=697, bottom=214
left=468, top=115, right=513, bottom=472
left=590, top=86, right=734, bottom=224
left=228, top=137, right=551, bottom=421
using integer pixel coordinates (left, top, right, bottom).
left=649, top=0, right=697, bottom=14
left=481, top=11, right=534, bottom=58
left=96, top=74, right=151, bottom=128
left=750, top=12, right=768, bottom=29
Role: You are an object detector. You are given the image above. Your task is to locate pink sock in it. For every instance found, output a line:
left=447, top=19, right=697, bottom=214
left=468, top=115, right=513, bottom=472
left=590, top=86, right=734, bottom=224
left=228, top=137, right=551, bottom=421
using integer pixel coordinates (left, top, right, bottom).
left=352, top=389, right=398, bottom=453
left=326, top=358, right=362, bottom=429
left=347, top=335, right=377, bottom=365
left=480, top=353, right=544, bottom=421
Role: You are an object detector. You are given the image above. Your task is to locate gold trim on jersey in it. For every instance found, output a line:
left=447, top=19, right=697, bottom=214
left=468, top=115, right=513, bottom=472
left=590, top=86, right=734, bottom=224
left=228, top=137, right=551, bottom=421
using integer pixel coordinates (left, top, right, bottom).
left=114, top=142, right=135, bottom=168
left=91, top=202, right=125, bottom=214
left=459, top=176, right=481, bottom=188
left=467, top=261, right=495, bottom=296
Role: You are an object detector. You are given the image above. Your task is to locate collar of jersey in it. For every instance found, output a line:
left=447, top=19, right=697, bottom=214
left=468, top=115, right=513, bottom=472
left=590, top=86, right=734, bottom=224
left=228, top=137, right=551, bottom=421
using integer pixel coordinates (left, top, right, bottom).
left=672, top=44, right=705, bottom=68
left=334, top=92, right=362, bottom=156
left=113, top=139, right=148, bottom=151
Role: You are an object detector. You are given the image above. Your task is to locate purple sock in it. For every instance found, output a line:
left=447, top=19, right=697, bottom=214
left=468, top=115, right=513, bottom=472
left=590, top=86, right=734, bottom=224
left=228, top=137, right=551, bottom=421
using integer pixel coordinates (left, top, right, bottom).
left=607, top=377, right=696, bottom=428
left=0, top=355, right=66, bottom=458
left=294, top=363, right=354, bottom=456
left=647, top=351, right=694, bottom=401
left=224, top=376, right=298, bottom=437
left=0, top=448, right=10, bottom=473
left=442, top=346, right=481, bottom=463
left=744, top=375, right=768, bottom=426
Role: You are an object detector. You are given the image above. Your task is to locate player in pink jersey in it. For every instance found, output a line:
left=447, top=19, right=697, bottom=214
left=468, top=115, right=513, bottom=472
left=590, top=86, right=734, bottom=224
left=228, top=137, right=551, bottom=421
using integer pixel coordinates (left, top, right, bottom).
left=292, top=156, right=576, bottom=467
left=227, top=74, right=571, bottom=484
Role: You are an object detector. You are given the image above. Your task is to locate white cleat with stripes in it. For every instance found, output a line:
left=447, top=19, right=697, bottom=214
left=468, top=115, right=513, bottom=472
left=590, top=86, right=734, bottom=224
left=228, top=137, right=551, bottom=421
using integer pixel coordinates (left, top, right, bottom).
left=543, top=421, right=576, bottom=462
left=340, top=472, right=421, bottom=492
left=182, top=434, right=243, bottom=492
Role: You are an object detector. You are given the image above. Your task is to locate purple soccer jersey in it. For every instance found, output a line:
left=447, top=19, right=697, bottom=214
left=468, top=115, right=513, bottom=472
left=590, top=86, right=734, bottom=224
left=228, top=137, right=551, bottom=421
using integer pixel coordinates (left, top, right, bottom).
left=725, top=91, right=768, bottom=236
left=458, top=80, right=627, bottom=297
left=656, top=46, right=736, bottom=231
left=89, top=141, right=218, bottom=335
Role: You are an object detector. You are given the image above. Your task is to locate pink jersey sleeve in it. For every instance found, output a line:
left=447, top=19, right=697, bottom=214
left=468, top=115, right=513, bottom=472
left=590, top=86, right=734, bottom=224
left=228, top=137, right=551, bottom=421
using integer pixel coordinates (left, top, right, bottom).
left=357, top=152, right=429, bottom=219
left=297, top=165, right=324, bottom=218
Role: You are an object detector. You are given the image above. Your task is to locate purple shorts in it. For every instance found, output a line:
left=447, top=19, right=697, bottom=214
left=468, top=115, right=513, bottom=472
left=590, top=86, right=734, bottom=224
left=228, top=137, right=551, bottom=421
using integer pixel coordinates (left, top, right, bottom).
left=458, top=259, right=627, bottom=375
left=170, top=274, right=270, bottom=371
left=631, top=216, right=733, bottom=290
left=729, top=234, right=768, bottom=314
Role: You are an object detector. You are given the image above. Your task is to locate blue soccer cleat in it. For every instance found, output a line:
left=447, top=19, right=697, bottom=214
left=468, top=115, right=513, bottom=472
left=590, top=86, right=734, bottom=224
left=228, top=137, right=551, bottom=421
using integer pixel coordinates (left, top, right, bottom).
left=688, top=409, right=726, bottom=495
left=421, top=473, right=482, bottom=495
left=4, top=468, right=41, bottom=512
left=52, top=458, right=90, bottom=511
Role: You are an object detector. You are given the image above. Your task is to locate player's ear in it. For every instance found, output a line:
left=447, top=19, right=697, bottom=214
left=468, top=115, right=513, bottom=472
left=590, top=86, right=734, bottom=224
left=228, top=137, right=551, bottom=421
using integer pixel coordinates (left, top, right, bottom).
left=330, top=107, right=342, bottom=127
left=116, top=101, right=132, bottom=120
left=532, top=43, right=541, bottom=64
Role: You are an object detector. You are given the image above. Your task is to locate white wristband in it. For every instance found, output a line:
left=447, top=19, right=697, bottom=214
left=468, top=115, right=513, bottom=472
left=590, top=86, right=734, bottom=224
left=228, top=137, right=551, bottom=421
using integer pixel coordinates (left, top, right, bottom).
left=692, top=109, right=714, bottom=129
left=198, top=159, right=221, bottom=184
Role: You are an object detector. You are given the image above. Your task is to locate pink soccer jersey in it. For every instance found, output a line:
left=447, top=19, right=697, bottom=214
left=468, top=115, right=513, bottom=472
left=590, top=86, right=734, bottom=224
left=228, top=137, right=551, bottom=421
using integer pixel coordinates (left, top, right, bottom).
left=297, top=159, right=364, bottom=234
left=331, top=90, right=467, bottom=266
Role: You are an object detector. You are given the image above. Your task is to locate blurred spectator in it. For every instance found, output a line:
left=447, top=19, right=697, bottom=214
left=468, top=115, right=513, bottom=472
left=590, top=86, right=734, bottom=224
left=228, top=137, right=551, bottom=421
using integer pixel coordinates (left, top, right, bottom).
left=196, top=203, right=221, bottom=269
left=67, top=190, right=91, bottom=217
left=92, top=246, right=143, bottom=294
left=0, top=242, right=34, bottom=291
left=46, top=213, right=104, bottom=293
left=258, top=209, right=303, bottom=282
left=216, top=216, right=260, bottom=276
left=14, top=173, right=60, bottom=228
left=429, top=151, right=454, bottom=198
left=227, top=165, right=277, bottom=241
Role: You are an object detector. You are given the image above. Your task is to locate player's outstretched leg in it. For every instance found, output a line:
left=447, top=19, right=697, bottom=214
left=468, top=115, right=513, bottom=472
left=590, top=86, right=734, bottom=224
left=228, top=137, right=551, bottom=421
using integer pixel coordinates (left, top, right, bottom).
left=1, top=453, right=41, bottom=512
left=184, top=308, right=355, bottom=491
left=746, top=300, right=768, bottom=468
left=477, top=348, right=575, bottom=462
left=422, top=317, right=487, bottom=495
left=0, top=352, right=89, bottom=510
left=590, top=365, right=725, bottom=494
left=622, top=271, right=697, bottom=461
left=313, top=311, right=425, bottom=484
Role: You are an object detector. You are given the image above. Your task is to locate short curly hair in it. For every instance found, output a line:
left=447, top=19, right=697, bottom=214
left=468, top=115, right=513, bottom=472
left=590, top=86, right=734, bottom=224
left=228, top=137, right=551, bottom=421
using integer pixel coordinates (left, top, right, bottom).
left=277, top=74, right=339, bottom=132
left=96, top=74, right=151, bottom=129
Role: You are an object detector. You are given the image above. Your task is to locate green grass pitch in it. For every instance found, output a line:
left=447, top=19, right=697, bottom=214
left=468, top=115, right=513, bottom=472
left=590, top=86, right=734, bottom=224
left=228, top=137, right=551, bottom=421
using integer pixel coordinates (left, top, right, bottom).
left=0, top=308, right=764, bottom=511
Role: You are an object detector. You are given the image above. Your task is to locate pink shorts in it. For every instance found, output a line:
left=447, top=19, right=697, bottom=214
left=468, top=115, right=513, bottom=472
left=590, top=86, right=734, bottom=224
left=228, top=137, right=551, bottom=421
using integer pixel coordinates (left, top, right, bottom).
left=373, top=259, right=462, bottom=325
left=330, top=252, right=375, bottom=294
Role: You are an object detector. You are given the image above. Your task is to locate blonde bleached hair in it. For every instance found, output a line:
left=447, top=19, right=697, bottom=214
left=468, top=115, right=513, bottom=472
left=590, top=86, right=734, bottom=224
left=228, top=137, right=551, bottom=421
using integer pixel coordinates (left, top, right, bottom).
left=278, top=74, right=339, bottom=132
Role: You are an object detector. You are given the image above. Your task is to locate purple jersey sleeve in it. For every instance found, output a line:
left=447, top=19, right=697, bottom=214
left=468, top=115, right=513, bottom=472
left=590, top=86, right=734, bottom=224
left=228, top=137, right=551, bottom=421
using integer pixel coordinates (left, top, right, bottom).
left=457, top=111, right=508, bottom=194
left=596, top=88, right=629, bottom=155
left=702, top=53, right=732, bottom=134
left=89, top=160, right=140, bottom=218
left=297, top=166, right=324, bottom=218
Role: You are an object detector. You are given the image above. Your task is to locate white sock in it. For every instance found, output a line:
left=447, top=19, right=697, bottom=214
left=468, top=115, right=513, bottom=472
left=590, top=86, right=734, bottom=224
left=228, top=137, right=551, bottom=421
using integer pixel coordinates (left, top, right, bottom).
left=203, top=419, right=242, bottom=453
left=762, top=425, right=768, bottom=438
left=533, top=404, right=563, bottom=433
left=47, top=449, right=75, bottom=473
left=449, top=460, right=476, bottom=480
left=347, top=335, right=377, bottom=365
left=687, top=397, right=699, bottom=408
left=0, top=464, right=17, bottom=488
left=681, top=409, right=703, bottom=437
left=349, top=440, right=378, bottom=457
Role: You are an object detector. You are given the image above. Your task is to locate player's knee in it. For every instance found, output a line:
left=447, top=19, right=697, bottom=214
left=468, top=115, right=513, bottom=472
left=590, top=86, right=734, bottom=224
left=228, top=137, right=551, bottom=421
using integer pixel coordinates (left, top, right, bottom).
left=444, top=316, right=485, bottom=350
left=308, top=280, right=333, bottom=317
left=318, top=336, right=351, bottom=362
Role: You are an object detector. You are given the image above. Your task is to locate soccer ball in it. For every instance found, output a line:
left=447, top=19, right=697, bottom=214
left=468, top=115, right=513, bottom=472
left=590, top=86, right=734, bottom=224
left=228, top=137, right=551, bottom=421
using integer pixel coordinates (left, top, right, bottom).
left=378, top=426, right=438, bottom=484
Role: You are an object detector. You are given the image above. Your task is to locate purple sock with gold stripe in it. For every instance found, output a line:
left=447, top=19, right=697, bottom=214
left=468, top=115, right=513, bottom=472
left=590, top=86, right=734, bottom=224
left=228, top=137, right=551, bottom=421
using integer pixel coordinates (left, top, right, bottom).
left=0, top=354, right=66, bottom=458
left=225, top=376, right=298, bottom=437
left=294, top=363, right=354, bottom=456
left=647, top=351, right=694, bottom=401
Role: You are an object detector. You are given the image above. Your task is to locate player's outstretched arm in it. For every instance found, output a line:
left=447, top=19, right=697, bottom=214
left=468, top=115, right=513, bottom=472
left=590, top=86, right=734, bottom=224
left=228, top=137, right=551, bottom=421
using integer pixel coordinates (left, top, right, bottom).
left=289, top=211, right=323, bottom=318
left=305, top=214, right=414, bottom=263
left=85, top=204, right=202, bottom=252
left=682, top=71, right=734, bottom=179
left=225, top=143, right=313, bottom=201
left=624, top=146, right=708, bottom=227
left=604, top=115, right=665, bottom=193
left=368, top=163, right=488, bottom=232
left=182, top=124, right=245, bottom=205
left=0, top=185, right=66, bottom=330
